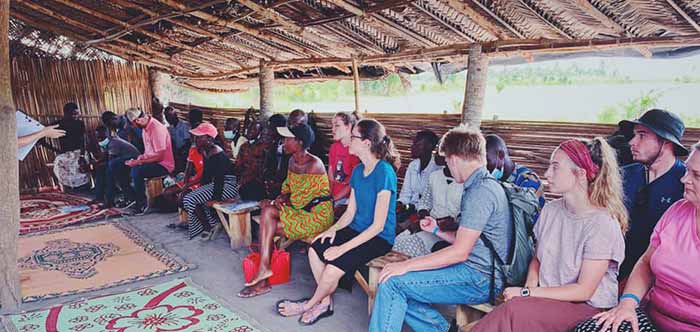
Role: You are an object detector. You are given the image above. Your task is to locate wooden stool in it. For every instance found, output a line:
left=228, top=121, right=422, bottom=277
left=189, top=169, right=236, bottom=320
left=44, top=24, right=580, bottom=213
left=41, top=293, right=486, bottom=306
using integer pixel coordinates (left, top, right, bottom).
left=456, top=303, right=493, bottom=331
left=145, top=176, right=165, bottom=207
left=213, top=202, right=260, bottom=250
left=354, top=251, right=410, bottom=313
left=178, top=208, right=188, bottom=222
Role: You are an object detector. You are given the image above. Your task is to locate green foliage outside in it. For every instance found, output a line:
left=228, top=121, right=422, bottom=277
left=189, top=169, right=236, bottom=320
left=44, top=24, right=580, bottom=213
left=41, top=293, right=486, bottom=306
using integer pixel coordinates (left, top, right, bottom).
left=596, top=89, right=700, bottom=127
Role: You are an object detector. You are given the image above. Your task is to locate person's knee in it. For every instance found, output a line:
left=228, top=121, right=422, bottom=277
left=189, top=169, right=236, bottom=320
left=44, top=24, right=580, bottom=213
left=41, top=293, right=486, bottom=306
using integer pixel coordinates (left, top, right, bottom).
left=377, top=276, right=402, bottom=295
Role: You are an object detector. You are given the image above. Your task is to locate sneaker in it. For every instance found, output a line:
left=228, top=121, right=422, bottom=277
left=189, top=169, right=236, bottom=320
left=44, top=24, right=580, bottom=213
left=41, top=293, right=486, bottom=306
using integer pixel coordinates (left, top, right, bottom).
left=130, top=204, right=149, bottom=216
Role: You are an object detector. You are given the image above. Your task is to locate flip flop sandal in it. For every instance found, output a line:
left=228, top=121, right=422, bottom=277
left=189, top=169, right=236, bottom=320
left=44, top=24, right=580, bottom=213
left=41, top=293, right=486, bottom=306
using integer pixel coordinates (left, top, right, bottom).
left=237, top=285, right=271, bottom=298
left=298, top=302, right=334, bottom=326
left=275, top=298, right=309, bottom=317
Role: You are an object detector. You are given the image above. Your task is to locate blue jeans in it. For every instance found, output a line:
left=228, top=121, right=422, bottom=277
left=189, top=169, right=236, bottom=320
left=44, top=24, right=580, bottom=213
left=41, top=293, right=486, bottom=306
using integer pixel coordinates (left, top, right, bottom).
left=105, top=156, right=133, bottom=206
left=369, top=263, right=494, bottom=332
left=130, top=162, right=168, bottom=207
left=93, top=164, right=106, bottom=201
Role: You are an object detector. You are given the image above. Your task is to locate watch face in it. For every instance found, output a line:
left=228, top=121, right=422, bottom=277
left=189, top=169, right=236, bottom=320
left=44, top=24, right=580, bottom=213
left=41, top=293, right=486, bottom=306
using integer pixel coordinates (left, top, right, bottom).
left=521, top=288, right=530, bottom=297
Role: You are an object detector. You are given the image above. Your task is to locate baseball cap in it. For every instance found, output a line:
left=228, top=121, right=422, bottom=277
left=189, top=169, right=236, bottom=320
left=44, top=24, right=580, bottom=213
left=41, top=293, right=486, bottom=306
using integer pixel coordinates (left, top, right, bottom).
left=277, top=124, right=315, bottom=149
left=189, top=122, right=218, bottom=138
left=125, top=107, right=143, bottom=122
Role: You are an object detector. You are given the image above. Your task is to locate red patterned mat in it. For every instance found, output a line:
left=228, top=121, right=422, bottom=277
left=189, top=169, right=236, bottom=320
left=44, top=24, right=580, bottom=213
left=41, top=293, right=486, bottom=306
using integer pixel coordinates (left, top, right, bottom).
left=20, top=192, right=121, bottom=235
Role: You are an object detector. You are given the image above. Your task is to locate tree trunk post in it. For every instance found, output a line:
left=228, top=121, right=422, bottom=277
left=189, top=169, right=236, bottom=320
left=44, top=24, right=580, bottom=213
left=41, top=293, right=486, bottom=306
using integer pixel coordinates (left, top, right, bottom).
left=461, top=43, right=489, bottom=129
left=0, top=0, right=22, bottom=313
left=259, top=59, right=274, bottom=120
left=352, top=57, right=360, bottom=113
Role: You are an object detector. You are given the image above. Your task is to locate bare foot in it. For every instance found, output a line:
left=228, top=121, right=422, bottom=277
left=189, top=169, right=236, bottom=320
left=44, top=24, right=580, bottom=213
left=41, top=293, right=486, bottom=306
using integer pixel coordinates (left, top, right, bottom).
left=245, top=268, right=273, bottom=287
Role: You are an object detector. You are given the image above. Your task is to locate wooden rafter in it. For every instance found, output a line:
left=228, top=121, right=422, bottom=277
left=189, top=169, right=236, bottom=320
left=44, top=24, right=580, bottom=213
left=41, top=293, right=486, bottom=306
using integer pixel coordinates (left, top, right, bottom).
left=158, top=0, right=326, bottom=57
left=177, top=34, right=700, bottom=80
left=326, top=0, right=437, bottom=47
left=411, top=2, right=475, bottom=42
left=442, top=0, right=509, bottom=40
left=110, top=0, right=276, bottom=60
left=516, top=0, right=573, bottom=39
left=573, top=0, right=628, bottom=36
left=13, top=0, right=221, bottom=72
left=469, top=0, right=526, bottom=39
left=664, top=0, right=700, bottom=33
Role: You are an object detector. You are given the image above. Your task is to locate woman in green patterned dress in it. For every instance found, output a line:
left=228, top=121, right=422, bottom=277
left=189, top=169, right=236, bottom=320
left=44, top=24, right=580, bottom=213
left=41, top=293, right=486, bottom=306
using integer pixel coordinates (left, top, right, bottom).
left=238, top=123, right=333, bottom=298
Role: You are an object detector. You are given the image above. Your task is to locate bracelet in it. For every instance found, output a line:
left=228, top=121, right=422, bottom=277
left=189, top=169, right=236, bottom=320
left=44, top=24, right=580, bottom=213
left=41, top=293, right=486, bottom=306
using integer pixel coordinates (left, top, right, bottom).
left=620, top=293, right=641, bottom=306
left=432, top=227, right=439, bottom=236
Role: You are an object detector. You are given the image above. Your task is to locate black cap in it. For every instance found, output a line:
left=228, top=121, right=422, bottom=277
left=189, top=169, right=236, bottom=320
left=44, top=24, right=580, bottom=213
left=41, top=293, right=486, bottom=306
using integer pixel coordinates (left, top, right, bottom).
left=618, top=109, right=688, bottom=156
left=277, top=123, right=315, bottom=149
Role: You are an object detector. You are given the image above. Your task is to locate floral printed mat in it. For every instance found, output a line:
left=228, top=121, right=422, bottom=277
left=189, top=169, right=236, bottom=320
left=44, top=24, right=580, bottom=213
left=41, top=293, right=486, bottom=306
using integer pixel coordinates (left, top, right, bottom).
left=3, top=279, right=265, bottom=332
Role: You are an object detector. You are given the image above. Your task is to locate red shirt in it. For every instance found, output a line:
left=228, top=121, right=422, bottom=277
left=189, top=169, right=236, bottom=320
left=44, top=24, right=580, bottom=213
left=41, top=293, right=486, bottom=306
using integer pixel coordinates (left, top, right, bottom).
left=328, top=142, right=360, bottom=199
left=177, top=147, right=204, bottom=188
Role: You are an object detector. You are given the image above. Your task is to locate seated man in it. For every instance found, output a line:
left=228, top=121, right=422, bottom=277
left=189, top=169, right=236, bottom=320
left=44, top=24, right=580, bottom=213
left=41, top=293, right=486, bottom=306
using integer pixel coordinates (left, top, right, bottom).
left=396, top=130, right=441, bottom=227
left=124, top=107, right=175, bottom=215
left=95, top=117, right=141, bottom=209
left=235, top=120, right=271, bottom=201
left=369, top=126, right=513, bottom=332
left=164, top=106, right=191, bottom=172
left=101, top=110, right=144, bottom=152
left=224, top=117, right=247, bottom=161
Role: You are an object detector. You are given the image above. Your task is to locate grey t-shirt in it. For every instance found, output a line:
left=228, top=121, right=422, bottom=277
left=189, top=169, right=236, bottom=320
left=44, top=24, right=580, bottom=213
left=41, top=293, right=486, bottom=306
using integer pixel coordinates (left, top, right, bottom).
left=108, top=136, right=140, bottom=159
left=534, top=199, right=624, bottom=308
left=459, top=167, right=512, bottom=287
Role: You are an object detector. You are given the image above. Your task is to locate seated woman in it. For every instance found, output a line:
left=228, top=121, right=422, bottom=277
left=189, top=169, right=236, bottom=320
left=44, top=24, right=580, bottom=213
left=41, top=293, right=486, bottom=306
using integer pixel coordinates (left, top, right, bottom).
left=473, top=138, right=627, bottom=332
left=160, top=143, right=204, bottom=221
left=328, top=111, right=361, bottom=214
left=238, top=123, right=333, bottom=298
left=575, top=142, right=700, bottom=332
left=275, top=119, right=400, bottom=325
left=182, top=123, right=239, bottom=240
left=234, top=120, right=270, bottom=201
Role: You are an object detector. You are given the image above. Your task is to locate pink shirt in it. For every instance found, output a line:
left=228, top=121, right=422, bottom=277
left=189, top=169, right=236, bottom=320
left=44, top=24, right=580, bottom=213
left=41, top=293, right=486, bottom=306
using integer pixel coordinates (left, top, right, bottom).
left=647, top=199, right=700, bottom=331
left=328, top=141, right=360, bottom=200
left=141, top=117, right=174, bottom=173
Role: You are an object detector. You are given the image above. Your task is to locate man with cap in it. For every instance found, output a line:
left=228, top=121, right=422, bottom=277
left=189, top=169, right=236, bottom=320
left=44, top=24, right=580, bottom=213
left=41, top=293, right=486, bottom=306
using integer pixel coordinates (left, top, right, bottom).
left=124, top=107, right=175, bottom=215
left=618, top=108, right=688, bottom=280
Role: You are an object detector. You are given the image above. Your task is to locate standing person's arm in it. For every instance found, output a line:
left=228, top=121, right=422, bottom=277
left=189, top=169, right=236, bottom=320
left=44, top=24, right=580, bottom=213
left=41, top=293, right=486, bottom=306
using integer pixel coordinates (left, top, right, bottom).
left=18, top=125, right=65, bottom=148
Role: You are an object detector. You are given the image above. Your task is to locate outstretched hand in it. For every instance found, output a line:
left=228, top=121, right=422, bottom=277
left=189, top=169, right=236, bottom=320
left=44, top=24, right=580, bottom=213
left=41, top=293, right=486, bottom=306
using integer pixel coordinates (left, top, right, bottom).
left=42, top=125, right=66, bottom=139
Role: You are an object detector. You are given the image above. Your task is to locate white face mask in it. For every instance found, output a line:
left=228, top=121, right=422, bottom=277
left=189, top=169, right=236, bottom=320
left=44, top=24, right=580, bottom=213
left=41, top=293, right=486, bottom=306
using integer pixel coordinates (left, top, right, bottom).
left=98, top=137, right=110, bottom=149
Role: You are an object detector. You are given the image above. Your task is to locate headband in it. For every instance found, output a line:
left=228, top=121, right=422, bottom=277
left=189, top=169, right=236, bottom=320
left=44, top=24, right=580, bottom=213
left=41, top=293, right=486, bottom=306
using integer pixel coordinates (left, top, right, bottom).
left=559, top=140, right=600, bottom=182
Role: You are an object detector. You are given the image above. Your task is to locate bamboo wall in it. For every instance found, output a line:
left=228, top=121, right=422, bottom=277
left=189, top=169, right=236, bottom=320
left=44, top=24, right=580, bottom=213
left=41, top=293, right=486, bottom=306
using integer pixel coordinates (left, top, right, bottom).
left=170, top=102, right=700, bottom=196
left=12, top=57, right=152, bottom=192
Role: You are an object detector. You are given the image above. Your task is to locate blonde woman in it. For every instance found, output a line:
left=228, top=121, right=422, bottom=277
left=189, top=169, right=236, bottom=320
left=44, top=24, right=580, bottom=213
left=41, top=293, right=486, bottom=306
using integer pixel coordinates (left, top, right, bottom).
left=473, top=138, right=627, bottom=332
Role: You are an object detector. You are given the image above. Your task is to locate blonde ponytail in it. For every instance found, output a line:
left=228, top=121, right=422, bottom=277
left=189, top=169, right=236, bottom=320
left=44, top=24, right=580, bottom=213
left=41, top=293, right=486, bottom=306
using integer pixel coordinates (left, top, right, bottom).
left=587, top=137, right=628, bottom=233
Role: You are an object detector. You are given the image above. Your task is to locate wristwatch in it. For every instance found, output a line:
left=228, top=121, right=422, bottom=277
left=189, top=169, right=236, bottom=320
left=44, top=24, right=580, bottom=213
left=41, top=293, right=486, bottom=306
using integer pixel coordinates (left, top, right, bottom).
left=520, top=287, right=530, bottom=297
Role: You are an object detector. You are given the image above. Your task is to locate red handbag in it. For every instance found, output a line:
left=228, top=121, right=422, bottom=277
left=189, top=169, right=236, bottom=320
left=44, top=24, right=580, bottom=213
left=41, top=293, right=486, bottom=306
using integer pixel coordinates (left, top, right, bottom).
left=242, top=245, right=290, bottom=286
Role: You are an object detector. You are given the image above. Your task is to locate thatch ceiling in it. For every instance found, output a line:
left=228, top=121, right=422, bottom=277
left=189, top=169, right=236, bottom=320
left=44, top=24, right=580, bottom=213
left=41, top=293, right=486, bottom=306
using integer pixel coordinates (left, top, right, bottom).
left=9, top=0, right=700, bottom=85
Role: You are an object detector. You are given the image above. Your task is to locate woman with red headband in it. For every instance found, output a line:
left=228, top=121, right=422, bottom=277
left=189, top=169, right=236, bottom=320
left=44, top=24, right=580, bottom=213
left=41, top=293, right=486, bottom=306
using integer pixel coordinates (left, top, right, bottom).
left=473, top=138, right=628, bottom=332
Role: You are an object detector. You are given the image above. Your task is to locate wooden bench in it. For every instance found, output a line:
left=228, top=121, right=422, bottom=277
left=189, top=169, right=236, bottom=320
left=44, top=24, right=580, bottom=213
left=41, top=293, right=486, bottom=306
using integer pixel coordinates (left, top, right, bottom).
left=355, top=251, right=493, bottom=331
left=145, top=176, right=165, bottom=208
left=213, top=201, right=260, bottom=250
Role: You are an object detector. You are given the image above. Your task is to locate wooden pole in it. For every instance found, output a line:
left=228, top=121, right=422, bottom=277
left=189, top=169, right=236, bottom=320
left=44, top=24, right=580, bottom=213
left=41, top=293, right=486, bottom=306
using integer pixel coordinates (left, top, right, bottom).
left=259, top=59, right=274, bottom=119
left=0, top=0, right=21, bottom=313
left=352, top=58, right=360, bottom=113
left=461, top=43, right=489, bottom=129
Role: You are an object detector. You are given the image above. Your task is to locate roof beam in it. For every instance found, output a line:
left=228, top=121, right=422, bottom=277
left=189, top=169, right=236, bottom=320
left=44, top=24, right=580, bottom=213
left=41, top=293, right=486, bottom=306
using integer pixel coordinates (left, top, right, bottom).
left=13, top=0, right=221, bottom=72
left=442, top=0, right=510, bottom=40
left=516, top=0, right=573, bottom=39
left=110, top=0, right=276, bottom=60
left=572, top=0, right=628, bottom=36
left=158, top=0, right=325, bottom=57
left=411, top=2, right=475, bottom=42
left=664, top=0, right=700, bottom=33
left=469, top=0, right=527, bottom=39
left=234, top=0, right=354, bottom=55
left=326, top=0, right=437, bottom=47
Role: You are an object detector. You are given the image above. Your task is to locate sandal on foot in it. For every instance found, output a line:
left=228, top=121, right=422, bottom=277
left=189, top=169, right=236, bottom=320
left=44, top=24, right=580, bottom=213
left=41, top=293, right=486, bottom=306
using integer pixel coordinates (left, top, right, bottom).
left=237, top=284, right=271, bottom=298
left=275, top=298, right=309, bottom=317
left=299, top=302, right=334, bottom=325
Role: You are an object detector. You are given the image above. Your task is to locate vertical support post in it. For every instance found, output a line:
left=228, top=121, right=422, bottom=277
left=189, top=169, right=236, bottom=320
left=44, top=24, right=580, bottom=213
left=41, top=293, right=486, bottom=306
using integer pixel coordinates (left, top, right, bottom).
left=0, top=0, right=22, bottom=313
left=461, top=43, right=489, bottom=129
left=352, top=58, right=360, bottom=113
left=259, top=59, right=274, bottom=119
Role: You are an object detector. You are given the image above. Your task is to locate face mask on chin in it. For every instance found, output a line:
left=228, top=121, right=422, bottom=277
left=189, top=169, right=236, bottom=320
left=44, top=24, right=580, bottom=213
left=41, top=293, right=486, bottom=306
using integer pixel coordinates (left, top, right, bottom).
left=491, top=166, right=504, bottom=180
left=224, top=130, right=235, bottom=140
left=98, top=137, right=110, bottom=149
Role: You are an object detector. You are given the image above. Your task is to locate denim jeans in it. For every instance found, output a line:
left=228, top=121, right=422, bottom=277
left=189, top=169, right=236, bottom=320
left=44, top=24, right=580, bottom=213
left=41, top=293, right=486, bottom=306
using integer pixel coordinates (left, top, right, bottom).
left=93, top=164, right=106, bottom=201
left=105, top=156, right=133, bottom=205
left=369, top=263, right=495, bottom=332
left=130, top=162, right=168, bottom=208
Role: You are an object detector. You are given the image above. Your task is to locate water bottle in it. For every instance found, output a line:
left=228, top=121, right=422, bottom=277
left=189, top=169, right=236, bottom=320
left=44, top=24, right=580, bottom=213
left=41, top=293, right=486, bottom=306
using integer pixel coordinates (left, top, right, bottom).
left=335, top=160, right=346, bottom=182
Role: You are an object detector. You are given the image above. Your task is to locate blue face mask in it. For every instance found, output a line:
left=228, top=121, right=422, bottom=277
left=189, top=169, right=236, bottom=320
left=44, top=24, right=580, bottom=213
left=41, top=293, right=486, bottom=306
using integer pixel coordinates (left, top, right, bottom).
left=224, top=130, right=235, bottom=140
left=491, top=166, right=504, bottom=180
left=98, top=137, right=110, bottom=149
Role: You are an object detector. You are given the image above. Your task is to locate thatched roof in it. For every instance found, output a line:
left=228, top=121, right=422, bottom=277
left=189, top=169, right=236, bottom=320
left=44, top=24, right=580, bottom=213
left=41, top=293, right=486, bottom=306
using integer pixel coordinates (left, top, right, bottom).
left=9, top=0, right=700, bottom=86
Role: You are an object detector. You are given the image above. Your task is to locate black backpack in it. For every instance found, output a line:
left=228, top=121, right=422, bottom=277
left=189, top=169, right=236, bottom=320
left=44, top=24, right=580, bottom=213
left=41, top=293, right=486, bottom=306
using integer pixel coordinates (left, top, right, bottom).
left=480, top=179, right=540, bottom=304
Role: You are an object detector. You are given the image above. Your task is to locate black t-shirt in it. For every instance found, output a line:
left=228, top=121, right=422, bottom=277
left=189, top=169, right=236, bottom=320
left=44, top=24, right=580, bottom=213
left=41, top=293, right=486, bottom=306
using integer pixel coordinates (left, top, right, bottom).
left=55, top=119, right=85, bottom=153
left=201, top=150, right=235, bottom=201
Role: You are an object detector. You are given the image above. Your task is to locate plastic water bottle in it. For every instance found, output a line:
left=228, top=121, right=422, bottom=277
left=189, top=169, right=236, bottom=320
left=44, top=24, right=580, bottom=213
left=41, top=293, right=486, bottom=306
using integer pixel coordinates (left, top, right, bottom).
left=335, top=160, right=346, bottom=182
